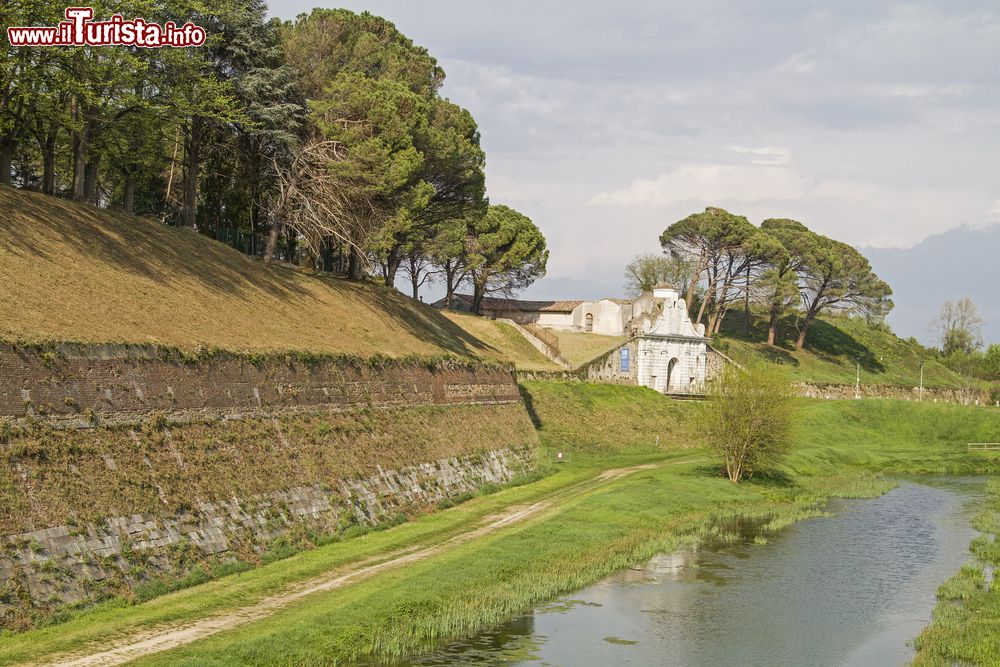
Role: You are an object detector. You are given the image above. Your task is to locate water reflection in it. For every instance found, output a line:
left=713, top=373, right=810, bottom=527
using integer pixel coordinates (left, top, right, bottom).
left=408, top=477, right=984, bottom=667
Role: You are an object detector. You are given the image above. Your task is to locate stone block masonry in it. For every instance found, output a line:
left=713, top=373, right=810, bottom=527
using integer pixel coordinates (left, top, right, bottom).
left=0, top=344, right=540, bottom=629
left=0, top=343, right=521, bottom=423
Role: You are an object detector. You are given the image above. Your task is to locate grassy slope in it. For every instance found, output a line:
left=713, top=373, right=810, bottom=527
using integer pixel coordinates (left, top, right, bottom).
left=440, top=311, right=559, bottom=371
left=0, top=187, right=500, bottom=359
left=519, top=380, right=699, bottom=454
left=717, top=311, right=975, bottom=389
left=550, top=330, right=625, bottom=368
left=7, top=385, right=1000, bottom=666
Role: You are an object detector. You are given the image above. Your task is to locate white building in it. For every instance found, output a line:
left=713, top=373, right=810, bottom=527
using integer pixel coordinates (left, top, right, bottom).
left=635, top=285, right=709, bottom=394
left=434, top=293, right=656, bottom=336
left=584, top=285, right=713, bottom=395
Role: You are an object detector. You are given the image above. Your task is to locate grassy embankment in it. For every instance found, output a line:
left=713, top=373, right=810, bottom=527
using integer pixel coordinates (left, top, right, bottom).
left=914, top=477, right=1000, bottom=665
left=5, top=383, right=1000, bottom=666
left=717, top=310, right=978, bottom=389
left=549, top=330, right=624, bottom=368
left=439, top=311, right=559, bottom=371
left=0, top=186, right=504, bottom=362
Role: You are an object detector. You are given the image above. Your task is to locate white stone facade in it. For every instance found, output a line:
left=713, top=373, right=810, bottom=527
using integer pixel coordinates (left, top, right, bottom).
left=635, top=286, right=709, bottom=395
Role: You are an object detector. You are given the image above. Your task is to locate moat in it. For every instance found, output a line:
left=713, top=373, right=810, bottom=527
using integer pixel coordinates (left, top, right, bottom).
left=409, top=477, right=984, bottom=667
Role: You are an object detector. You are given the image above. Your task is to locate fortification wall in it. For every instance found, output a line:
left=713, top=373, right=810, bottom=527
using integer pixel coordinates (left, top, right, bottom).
left=0, top=344, right=538, bottom=629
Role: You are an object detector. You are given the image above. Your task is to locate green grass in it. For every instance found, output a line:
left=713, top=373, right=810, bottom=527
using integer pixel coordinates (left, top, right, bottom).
left=518, top=380, right=700, bottom=455
left=0, top=186, right=498, bottom=360
left=914, top=479, right=1000, bottom=666
left=7, top=386, right=1000, bottom=666
left=548, top=330, right=625, bottom=368
left=440, top=311, right=560, bottom=371
left=716, top=310, right=976, bottom=389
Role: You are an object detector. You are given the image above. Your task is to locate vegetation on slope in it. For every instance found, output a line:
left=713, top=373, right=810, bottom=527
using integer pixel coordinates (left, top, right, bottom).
left=439, top=312, right=559, bottom=371
left=550, top=330, right=625, bottom=368
left=913, top=477, right=1000, bottom=666
left=519, top=381, right=699, bottom=454
left=0, top=188, right=502, bottom=360
left=716, top=310, right=977, bottom=389
left=4, top=384, right=1000, bottom=666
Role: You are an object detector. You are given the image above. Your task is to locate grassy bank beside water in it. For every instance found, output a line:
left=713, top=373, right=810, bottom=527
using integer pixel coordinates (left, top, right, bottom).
left=914, top=478, right=1000, bottom=666
left=3, top=384, right=1000, bottom=666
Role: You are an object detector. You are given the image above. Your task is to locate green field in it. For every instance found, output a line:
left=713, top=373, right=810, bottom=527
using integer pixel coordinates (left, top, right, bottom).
left=5, top=383, right=1000, bottom=667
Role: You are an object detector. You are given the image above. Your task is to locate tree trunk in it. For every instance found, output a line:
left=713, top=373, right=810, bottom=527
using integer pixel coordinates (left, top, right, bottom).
left=83, top=156, right=100, bottom=203
left=285, top=228, right=297, bottom=265
left=409, top=256, right=420, bottom=299
left=40, top=135, right=56, bottom=195
left=0, top=139, right=13, bottom=186
left=471, top=276, right=486, bottom=314
left=181, top=116, right=202, bottom=227
left=320, top=239, right=334, bottom=272
left=766, top=304, right=780, bottom=346
left=122, top=174, right=136, bottom=214
left=381, top=247, right=401, bottom=287
left=695, top=278, right=715, bottom=326
left=263, top=218, right=282, bottom=263
left=742, top=265, right=751, bottom=336
left=347, top=246, right=364, bottom=280
left=796, top=312, right=815, bottom=350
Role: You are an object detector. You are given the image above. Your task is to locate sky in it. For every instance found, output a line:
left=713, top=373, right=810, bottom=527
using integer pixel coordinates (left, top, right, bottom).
left=267, top=1, right=1000, bottom=315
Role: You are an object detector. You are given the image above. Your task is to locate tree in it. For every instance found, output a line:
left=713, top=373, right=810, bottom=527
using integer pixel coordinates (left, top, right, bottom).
left=623, top=253, right=691, bottom=297
left=702, top=362, right=797, bottom=483
left=758, top=218, right=815, bottom=346
left=795, top=236, right=892, bottom=350
left=931, top=297, right=983, bottom=356
left=660, top=207, right=755, bottom=325
left=467, top=204, right=548, bottom=314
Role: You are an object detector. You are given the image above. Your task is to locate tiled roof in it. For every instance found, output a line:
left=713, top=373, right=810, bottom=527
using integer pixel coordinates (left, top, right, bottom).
left=439, top=293, right=584, bottom=313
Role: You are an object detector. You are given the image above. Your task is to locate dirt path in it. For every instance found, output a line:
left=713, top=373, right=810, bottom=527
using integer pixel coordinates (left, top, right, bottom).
left=39, top=458, right=701, bottom=667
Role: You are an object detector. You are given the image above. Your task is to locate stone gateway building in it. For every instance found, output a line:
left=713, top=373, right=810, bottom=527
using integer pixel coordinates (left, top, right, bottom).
left=584, top=285, right=719, bottom=395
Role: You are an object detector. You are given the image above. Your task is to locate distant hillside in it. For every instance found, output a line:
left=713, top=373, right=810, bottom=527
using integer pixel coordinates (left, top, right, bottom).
left=0, top=187, right=497, bottom=360
left=717, top=312, right=977, bottom=389
left=864, top=224, right=1000, bottom=346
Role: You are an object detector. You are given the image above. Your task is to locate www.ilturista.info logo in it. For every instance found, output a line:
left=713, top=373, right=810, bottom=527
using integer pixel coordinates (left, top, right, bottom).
left=6, top=7, right=206, bottom=47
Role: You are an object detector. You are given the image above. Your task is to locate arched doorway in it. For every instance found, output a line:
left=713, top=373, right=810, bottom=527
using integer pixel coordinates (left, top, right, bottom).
left=666, top=358, right=679, bottom=393
left=585, top=313, right=594, bottom=332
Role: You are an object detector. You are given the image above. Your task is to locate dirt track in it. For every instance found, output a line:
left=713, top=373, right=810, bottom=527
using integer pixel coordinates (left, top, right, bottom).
left=40, top=459, right=697, bottom=667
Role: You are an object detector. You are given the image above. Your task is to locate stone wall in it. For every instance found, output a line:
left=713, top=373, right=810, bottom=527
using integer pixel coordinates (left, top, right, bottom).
left=0, top=344, right=539, bottom=629
left=797, top=382, right=991, bottom=405
left=0, top=342, right=519, bottom=424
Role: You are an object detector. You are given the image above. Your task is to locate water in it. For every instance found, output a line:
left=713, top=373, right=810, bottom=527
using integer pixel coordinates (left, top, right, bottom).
left=410, top=477, right=985, bottom=667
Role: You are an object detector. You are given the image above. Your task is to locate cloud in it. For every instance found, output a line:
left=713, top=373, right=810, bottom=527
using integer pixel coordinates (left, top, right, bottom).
left=727, top=145, right=792, bottom=166
left=778, top=51, right=817, bottom=74
left=587, top=164, right=811, bottom=207
left=883, top=83, right=970, bottom=98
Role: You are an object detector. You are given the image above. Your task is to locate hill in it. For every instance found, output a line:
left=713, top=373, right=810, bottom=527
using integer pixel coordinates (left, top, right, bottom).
left=716, top=311, right=977, bottom=389
left=0, top=187, right=497, bottom=360
left=864, top=224, right=1000, bottom=346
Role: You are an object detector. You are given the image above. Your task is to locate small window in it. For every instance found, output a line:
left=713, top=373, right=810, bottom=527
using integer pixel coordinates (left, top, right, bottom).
left=585, top=313, right=594, bottom=332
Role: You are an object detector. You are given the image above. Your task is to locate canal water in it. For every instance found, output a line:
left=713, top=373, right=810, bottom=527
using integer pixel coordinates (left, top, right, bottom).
left=409, top=477, right=985, bottom=667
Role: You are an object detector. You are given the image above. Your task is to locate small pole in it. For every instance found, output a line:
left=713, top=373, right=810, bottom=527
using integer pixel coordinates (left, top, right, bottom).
left=855, top=362, right=861, bottom=400
left=919, top=362, right=924, bottom=402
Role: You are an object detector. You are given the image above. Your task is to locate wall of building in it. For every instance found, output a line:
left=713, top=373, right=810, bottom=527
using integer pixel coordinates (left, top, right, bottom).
left=636, top=338, right=708, bottom=394
left=572, top=300, right=629, bottom=336
left=0, top=344, right=539, bottom=629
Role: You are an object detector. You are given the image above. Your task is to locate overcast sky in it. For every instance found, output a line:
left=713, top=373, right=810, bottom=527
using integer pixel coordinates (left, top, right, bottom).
left=268, top=1, right=1000, bottom=302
